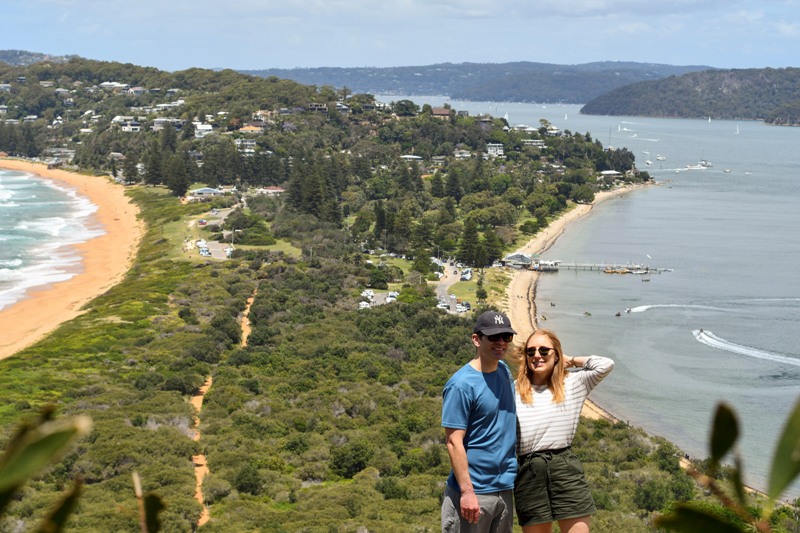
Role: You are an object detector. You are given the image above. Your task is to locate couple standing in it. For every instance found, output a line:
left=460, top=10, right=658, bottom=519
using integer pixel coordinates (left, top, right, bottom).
left=441, top=311, right=614, bottom=533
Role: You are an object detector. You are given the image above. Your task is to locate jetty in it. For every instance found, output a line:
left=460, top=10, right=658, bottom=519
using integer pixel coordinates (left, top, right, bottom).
left=558, top=262, right=671, bottom=274
left=501, top=254, right=671, bottom=274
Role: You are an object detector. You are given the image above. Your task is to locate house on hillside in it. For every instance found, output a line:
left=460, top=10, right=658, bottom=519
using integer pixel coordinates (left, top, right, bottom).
left=431, top=107, right=450, bottom=120
left=486, top=143, right=504, bottom=158
left=194, top=123, right=214, bottom=138
left=251, top=186, right=285, bottom=197
left=238, top=124, right=264, bottom=134
left=523, top=139, right=546, bottom=149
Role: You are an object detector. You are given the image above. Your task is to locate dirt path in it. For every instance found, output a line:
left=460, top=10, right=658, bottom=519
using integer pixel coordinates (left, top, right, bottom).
left=191, top=377, right=213, bottom=527
left=241, top=289, right=256, bottom=347
left=191, top=287, right=257, bottom=527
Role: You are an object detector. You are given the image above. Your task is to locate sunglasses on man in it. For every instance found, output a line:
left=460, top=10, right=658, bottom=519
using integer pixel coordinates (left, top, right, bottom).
left=485, top=333, right=514, bottom=343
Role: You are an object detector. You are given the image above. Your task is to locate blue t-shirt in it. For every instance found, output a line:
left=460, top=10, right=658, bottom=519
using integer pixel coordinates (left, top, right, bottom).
left=441, top=360, right=517, bottom=493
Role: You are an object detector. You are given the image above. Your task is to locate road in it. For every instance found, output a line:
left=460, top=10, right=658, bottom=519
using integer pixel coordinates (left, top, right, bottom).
left=436, top=264, right=462, bottom=313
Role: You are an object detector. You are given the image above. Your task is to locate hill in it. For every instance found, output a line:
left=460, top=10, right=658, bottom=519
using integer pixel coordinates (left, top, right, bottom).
left=0, top=49, right=76, bottom=67
left=241, top=61, right=712, bottom=103
left=580, top=67, right=800, bottom=124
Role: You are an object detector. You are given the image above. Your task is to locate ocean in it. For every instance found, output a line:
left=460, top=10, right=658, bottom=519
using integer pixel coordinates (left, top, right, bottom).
left=0, top=168, right=104, bottom=312
left=382, top=96, right=800, bottom=498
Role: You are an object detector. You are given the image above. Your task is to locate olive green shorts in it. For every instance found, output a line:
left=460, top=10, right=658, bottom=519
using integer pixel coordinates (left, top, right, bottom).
left=514, top=447, right=596, bottom=526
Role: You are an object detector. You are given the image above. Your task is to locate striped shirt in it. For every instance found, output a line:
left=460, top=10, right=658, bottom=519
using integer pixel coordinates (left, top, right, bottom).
left=516, top=355, right=614, bottom=456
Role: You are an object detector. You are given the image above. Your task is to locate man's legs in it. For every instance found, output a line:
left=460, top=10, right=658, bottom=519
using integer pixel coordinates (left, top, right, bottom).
left=442, top=487, right=514, bottom=533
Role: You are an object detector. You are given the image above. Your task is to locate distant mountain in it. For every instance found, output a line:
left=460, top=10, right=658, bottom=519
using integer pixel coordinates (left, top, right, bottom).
left=241, top=61, right=713, bottom=104
left=581, top=67, right=800, bottom=124
left=0, top=49, right=77, bottom=67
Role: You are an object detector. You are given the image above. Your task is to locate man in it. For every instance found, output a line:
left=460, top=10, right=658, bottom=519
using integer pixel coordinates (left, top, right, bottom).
left=441, top=310, right=517, bottom=533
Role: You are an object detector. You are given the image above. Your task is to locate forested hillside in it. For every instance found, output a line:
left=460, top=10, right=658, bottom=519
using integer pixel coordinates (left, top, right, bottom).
left=1, top=58, right=795, bottom=532
left=581, top=67, right=800, bottom=124
left=242, top=61, right=711, bottom=103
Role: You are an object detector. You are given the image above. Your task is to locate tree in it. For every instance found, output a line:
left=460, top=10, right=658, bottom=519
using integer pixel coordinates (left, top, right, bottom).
left=393, top=100, right=419, bottom=117
left=164, top=152, right=191, bottom=197
left=122, top=153, right=139, bottom=184
left=481, top=226, right=503, bottom=266
left=445, top=171, right=464, bottom=202
left=143, top=141, right=163, bottom=186
left=233, top=463, right=262, bottom=495
left=330, top=440, right=375, bottom=478
left=430, top=173, right=445, bottom=197
left=159, top=122, right=178, bottom=153
left=573, top=184, right=596, bottom=204
left=457, top=218, right=480, bottom=266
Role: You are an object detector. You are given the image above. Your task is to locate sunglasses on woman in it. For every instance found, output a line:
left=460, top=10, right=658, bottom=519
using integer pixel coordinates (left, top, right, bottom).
left=526, top=346, right=554, bottom=357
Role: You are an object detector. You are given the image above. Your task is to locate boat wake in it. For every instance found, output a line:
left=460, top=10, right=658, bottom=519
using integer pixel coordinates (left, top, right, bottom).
left=628, top=304, right=725, bottom=313
left=693, top=329, right=800, bottom=368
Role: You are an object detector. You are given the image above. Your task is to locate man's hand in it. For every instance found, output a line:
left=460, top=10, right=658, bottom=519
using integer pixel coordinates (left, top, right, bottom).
left=459, top=489, right=481, bottom=524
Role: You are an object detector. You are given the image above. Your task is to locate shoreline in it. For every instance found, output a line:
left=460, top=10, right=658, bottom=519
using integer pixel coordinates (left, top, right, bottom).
left=0, top=159, right=144, bottom=360
left=505, top=183, right=648, bottom=422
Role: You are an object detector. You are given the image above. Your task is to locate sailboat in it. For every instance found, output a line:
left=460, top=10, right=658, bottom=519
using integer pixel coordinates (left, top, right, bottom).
left=735, top=124, right=740, bottom=135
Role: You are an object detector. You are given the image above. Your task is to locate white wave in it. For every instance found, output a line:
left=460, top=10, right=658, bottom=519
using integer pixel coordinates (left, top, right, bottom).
left=693, top=329, right=800, bottom=368
left=629, top=303, right=726, bottom=313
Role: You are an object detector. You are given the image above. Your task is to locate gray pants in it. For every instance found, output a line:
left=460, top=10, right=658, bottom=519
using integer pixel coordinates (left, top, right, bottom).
left=441, top=485, right=514, bottom=533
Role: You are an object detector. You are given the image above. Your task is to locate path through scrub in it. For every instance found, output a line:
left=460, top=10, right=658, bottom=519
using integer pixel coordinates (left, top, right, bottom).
left=192, top=288, right=257, bottom=527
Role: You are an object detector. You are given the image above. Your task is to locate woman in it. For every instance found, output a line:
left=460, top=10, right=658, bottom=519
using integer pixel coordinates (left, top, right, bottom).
left=513, top=329, right=614, bottom=533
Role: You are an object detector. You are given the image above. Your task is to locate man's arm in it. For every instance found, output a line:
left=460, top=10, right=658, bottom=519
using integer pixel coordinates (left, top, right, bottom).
left=444, top=427, right=480, bottom=524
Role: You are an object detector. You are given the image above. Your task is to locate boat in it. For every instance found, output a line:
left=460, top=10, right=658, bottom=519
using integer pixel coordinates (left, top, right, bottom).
left=645, top=160, right=653, bottom=166
left=686, top=160, right=713, bottom=170
left=656, top=154, right=666, bottom=161
left=735, top=124, right=740, bottom=135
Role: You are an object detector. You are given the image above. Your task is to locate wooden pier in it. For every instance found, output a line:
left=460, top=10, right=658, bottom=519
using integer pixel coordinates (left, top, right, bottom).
left=552, top=262, right=671, bottom=274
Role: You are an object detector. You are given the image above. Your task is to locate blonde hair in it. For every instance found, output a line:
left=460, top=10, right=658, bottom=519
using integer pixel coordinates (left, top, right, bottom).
left=514, top=329, right=567, bottom=405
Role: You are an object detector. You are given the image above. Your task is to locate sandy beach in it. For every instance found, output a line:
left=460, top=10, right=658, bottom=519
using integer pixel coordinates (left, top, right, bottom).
left=505, top=184, right=648, bottom=421
left=0, top=159, right=144, bottom=360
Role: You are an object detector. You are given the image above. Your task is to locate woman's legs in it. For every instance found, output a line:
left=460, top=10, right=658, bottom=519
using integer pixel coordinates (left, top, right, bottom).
left=558, top=515, right=590, bottom=533
left=521, top=523, right=552, bottom=533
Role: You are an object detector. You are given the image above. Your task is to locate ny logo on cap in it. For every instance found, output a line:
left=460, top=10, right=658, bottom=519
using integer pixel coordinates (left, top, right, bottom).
left=494, top=315, right=505, bottom=325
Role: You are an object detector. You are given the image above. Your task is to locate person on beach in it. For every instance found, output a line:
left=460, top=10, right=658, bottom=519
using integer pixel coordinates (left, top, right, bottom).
left=441, top=311, right=518, bottom=532
left=513, top=329, right=614, bottom=533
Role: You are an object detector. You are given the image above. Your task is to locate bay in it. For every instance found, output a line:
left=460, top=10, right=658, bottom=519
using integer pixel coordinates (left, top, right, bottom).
left=382, top=96, right=800, bottom=498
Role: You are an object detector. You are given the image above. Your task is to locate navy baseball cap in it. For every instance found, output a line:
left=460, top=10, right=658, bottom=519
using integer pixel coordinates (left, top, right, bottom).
left=473, top=311, right=516, bottom=336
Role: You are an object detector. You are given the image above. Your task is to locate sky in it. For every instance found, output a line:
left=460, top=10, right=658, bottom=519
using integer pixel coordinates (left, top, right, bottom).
left=3, top=0, right=799, bottom=72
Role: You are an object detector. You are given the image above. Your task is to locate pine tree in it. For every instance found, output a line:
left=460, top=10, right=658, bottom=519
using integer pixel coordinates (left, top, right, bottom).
left=143, top=141, right=163, bottom=186
left=458, top=218, right=480, bottom=266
